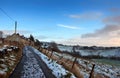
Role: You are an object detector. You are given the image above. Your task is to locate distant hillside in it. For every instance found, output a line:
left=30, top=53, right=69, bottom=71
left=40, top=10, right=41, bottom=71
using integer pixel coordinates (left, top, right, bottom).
left=40, top=42, right=120, bottom=60
left=58, top=45, right=120, bottom=60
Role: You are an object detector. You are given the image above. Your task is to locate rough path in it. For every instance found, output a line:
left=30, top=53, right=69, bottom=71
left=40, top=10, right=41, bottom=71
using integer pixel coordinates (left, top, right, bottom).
left=9, top=46, right=56, bottom=78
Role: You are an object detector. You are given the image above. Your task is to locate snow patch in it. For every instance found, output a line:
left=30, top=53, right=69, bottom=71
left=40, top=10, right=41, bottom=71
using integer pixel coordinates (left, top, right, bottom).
left=21, top=47, right=46, bottom=78
left=33, top=47, right=76, bottom=78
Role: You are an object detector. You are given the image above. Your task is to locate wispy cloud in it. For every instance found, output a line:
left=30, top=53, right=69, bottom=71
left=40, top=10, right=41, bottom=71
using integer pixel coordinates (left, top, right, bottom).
left=35, top=35, right=48, bottom=40
left=57, top=24, right=120, bottom=47
left=0, top=30, right=31, bottom=35
left=58, top=36, right=120, bottom=47
left=69, top=15, right=81, bottom=19
left=68, top=12, right=103, bottom=20
left=57, top=24, right=80, bottom=30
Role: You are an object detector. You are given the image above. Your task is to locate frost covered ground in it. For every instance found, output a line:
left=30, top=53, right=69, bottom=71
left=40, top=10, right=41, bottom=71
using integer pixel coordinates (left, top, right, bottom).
left=10, top=46, right=76, bottom=78
left=58, top=53, right=120, bottom=78
left=33, top=47, right=76, bottom=78
left=78, top=57, right=120, bottom=78
left=41, top=44, right=120, bottom=78
left=0, top=45, right=20, bottom=78
left=0, top=54, right=16, bottom=77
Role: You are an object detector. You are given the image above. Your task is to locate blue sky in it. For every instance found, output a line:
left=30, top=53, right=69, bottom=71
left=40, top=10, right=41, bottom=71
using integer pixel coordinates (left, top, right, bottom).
left=0, top=0, right=120, bottom=46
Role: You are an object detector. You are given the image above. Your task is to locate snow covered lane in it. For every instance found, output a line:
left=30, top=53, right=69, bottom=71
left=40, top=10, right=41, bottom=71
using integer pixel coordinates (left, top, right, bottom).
left=31, top=47, right=76, bottom=78
left=21, top=47, right=46, bottom=78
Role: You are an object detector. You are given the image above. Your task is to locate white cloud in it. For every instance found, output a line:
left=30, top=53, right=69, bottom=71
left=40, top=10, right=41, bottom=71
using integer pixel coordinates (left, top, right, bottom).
left=57, top=25, right=120, bottom=47
left=57, top=36, right=120, bottom=47
left=35, top=35, right=48, bottom=40
left=69, top=15, right=81, bottom=19
left=57, top=12, right=120, bottom=47
left=57, top=24, right=81, bottom=30
left=0, top=30, right=31, bottom=35
left=81, top=25, right=120, bottom=38
left=68, top=12, right=103, bottom=19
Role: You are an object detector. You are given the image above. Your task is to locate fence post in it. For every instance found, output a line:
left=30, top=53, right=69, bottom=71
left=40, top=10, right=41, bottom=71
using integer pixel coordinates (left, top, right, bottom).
left=40, top=47, right=42, bottom=51
left=46, top=50, right=49, bottom=55
left=71, top=57, right=77, bottom=69
left=45, top=50, right=47, bottom=54
left=89, top=64, right=95, bottom=78
left=50, top=50, right=53, bottom=58
left=38, top=46, right=40, bottom=50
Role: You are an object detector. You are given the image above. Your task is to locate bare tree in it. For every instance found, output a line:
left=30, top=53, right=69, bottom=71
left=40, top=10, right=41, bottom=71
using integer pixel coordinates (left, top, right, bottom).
left=49, top=41, right=60, bottom=52
left=35, top=39, right=42, bottom=47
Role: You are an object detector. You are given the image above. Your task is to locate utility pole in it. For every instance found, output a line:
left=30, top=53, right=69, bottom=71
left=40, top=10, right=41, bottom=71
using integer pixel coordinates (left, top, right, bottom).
left=15, top=21, right=17, bottom=34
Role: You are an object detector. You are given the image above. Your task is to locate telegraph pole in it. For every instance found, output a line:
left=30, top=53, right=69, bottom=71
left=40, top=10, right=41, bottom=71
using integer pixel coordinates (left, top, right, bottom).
left=15, top=21, right=17, bottom=34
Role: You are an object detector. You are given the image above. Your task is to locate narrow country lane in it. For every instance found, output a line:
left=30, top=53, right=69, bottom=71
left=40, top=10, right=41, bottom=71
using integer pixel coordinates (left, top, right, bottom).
left=9, top=46, right=56, bottom=78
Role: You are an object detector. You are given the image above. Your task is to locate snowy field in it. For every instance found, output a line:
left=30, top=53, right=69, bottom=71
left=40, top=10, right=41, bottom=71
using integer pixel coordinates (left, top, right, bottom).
left=37, top=42, right=120, bottom=78
left=40, top=44, right=120, bottom=78
left=55, top=52, right=120, bottom=78
left=58, top=45, right=120, bottom=58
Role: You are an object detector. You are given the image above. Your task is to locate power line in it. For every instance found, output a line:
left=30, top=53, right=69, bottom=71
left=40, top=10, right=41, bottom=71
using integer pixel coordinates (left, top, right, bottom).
left=0, top=8, right=15, bottom=21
